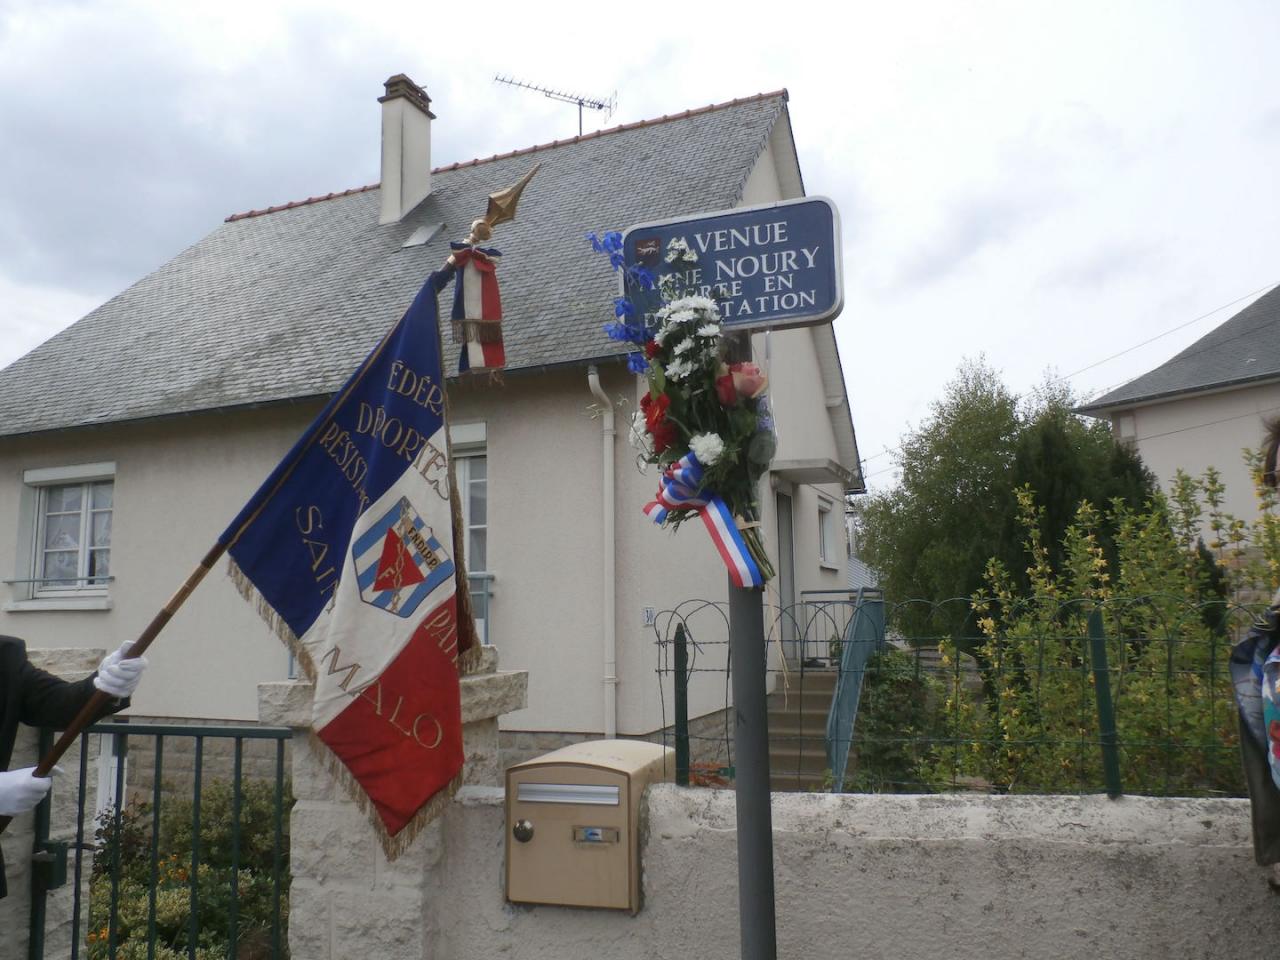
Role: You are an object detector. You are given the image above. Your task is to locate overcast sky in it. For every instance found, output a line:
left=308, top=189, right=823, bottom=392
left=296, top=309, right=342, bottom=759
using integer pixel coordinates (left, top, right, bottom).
left=2, top=0, right=1278, bottom=490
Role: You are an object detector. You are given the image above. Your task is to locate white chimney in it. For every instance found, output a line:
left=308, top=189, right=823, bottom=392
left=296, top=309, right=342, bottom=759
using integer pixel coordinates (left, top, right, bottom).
left=378, top=74, right=435, bottom=225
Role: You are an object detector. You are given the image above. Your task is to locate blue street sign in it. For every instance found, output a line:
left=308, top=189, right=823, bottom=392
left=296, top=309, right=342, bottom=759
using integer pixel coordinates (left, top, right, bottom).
left=621, top=196, right=843, bottom=332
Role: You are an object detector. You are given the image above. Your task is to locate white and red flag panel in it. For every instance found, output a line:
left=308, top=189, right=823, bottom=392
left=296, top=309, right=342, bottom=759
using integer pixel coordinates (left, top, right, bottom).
left=221, top=268, right=478, bottom=855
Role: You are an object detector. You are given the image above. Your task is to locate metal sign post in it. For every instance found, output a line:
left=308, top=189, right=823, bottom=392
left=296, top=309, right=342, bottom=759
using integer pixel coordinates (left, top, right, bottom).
left=728, top=582, right=777, bottom=959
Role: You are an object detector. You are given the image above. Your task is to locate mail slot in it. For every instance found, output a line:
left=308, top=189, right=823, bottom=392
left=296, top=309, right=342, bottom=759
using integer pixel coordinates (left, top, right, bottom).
left=505, top=739, right=674, bottom=913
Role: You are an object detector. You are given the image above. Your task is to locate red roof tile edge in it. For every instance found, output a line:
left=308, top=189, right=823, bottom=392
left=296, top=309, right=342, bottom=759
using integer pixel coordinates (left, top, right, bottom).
left=224, top=89, right=789, bottom=222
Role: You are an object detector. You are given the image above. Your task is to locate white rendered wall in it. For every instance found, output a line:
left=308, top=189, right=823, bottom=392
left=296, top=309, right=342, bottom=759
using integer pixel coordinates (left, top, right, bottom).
left=0, top=407, right=316, bottom=720
left=1115, top=380, right=1280, bottom=524
left=433, top=786, right=1271, bottom=960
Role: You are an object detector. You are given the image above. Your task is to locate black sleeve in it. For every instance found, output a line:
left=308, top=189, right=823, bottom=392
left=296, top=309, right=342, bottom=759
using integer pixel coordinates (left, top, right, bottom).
left=18, top=661, right=125, bottom=731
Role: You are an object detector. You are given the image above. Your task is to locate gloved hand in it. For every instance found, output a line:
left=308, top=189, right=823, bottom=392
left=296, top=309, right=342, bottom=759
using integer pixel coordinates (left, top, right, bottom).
left=94, top=642, right=147, bottom=699
left=0, top=767, right=52, bottom=816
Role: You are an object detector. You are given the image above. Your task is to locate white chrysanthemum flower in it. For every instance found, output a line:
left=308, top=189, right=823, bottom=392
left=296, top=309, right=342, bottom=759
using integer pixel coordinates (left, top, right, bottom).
left=673, top=338, right=695, bottom=355
left=665, top=357, right=693, bottom=381
left=653, top=322, right=674, bottom=346
left=674, top=295, right=718, bottom=315
left=696, top=323, right=721, bottom=338
left=689, top=432, right=725, bottom=466
left=669, top=308, right=697, bottom=325
left=628, top=412, right=652, bottom=454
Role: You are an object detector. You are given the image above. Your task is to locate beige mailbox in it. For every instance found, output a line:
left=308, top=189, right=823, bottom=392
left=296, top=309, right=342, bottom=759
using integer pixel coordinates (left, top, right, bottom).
left=505, top=739, right=674, bottom=913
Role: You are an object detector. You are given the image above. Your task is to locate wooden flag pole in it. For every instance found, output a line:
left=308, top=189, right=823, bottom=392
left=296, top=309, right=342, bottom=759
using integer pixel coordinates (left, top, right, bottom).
left=0, top=543, right=227, bottom=836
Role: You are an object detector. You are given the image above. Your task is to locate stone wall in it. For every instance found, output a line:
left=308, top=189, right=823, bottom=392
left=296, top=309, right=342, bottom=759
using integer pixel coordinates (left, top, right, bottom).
left=434, top=787, right=1276, bottom=960
left=0, top=648, right=103, bottom=960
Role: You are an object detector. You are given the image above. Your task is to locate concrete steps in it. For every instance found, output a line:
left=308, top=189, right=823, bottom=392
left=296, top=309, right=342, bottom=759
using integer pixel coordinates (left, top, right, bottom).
left=767, top=666, right=836, bottom=793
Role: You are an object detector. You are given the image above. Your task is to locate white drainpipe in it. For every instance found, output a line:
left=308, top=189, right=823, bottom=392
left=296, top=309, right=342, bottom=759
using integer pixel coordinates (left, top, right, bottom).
left=587, top=366, right=618, bottom=738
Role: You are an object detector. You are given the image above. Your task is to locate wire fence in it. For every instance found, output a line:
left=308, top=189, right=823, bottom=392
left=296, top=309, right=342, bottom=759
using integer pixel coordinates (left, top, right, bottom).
left=653, top=593, right=1273, bottom=798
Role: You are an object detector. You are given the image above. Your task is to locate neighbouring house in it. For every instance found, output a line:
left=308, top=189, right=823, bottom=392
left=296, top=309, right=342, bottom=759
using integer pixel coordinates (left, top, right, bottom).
left=0, top=75, right=862, bottom=768
left=1079, top=283, right=1280, bottom=524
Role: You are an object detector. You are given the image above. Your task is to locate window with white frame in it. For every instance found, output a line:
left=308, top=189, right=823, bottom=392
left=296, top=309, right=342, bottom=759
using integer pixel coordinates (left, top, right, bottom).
left=451, top=422, right=491, bottom=643
left=456, top=453, right=487, bottom=573
left=20, top=463, right=116, bottom=600
left=818, top=497, right=838, bottom=566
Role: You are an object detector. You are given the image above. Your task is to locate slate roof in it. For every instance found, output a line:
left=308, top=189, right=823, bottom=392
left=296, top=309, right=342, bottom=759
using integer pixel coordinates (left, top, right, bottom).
left=0, top=92, right=789, bottom=438
left=1080, top=283, right=1280, bottom=413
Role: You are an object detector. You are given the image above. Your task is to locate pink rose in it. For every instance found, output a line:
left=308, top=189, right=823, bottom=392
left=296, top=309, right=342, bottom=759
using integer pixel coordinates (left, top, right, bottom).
left=730, top=362, right=768, bottom=399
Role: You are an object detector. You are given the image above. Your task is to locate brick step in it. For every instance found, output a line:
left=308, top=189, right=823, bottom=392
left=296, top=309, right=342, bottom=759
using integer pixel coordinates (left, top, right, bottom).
left=774, top=670, right=839, bottom=690
left=768, top=684, right=837, bottom=702
left=770, top=712, right=829, bottom=729
left=767, top=718, right=829, bottom=739
left=768, top=747, right=829, bottom=775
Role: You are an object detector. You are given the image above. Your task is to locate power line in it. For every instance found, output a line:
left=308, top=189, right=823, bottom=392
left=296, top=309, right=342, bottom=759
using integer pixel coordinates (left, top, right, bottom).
left=1062, top=279, right=1278, bottom=383
left=1130, top=403, right=1280, bottom=445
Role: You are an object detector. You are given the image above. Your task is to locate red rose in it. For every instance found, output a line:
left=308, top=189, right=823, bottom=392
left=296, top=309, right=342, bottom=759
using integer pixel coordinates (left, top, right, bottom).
left=715, top=373, right=738, bottom=406
left=645, top=339, right=659, bottom=359
left=650, top=419, right=677, bottom=454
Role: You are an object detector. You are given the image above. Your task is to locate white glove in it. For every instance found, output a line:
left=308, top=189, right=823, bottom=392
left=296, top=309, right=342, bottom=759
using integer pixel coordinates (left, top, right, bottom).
left=0, top=767, right=52, bottom=816
left=94, top=642, right=147, bottom=699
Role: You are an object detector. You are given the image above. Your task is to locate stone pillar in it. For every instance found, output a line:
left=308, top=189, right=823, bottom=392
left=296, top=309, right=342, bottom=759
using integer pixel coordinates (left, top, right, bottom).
left=0, top=648, right=103, bottom=960
left=258, top=646, right=527, bottom=960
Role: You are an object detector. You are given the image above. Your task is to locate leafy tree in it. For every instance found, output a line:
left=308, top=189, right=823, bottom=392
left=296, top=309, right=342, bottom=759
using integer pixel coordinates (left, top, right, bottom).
left=857, top=359, right=1158, bottom=639
left=858, top=359, right=1020, bottom=637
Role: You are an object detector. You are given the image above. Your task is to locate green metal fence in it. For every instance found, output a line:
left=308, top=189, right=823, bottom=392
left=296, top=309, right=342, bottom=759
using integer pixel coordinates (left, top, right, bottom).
left=828, top=595, right=1262, bottom=797
left=29, top=720, right=293, bottom=960
left=658, top=594, right=1269, bottom=798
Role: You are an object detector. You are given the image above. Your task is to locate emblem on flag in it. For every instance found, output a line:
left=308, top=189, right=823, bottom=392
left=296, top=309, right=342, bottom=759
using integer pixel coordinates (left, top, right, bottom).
left=354, top=497, right=455, bottom=618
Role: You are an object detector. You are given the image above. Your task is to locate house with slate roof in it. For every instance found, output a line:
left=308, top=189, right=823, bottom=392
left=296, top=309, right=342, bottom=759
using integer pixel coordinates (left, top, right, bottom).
left=1080, top=283, right=1280, bottom=523
left=0, top=75, right=861, bottom=759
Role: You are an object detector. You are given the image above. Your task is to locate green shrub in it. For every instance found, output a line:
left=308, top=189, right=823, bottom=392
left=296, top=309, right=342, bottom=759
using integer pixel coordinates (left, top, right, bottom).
left=88, top=778, right=293, bottom=959
left=841, top=648, right=948, bottom=793
left=928, top=467, right=1278, bottom=797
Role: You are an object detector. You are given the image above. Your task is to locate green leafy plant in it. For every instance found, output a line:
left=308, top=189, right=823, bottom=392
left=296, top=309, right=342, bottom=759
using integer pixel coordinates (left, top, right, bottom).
left=87, top=779, right=293, bottom=959
left=928, top=463, right=1279, bottom=796
left=841, top=647, right=948, bottom=792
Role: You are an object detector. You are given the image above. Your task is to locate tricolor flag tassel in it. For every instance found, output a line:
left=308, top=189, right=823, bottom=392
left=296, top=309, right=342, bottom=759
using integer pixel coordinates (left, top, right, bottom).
left=451, top=242, right=506, bottom=374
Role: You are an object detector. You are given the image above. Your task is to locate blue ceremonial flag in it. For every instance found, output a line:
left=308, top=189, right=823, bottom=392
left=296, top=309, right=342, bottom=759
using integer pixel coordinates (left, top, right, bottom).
left=219, top=268, right=477, bottom=854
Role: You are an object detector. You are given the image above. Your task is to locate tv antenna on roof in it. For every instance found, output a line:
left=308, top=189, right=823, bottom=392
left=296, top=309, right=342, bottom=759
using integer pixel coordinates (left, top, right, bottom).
left=494, top=75, right=616, bottom=137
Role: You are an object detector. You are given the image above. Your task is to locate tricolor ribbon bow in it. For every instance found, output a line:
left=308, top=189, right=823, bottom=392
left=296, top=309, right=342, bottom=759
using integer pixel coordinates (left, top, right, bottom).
left=643, top=453, right=763, bottom=589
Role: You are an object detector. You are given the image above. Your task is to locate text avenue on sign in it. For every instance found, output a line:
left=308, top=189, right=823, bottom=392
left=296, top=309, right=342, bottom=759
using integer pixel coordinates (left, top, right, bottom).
left=622, top=196, right=843, bottom=333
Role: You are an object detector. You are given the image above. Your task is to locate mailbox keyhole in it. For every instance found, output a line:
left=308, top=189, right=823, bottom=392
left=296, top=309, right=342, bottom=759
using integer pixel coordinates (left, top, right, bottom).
left=513, top=819, right=534, bottom=843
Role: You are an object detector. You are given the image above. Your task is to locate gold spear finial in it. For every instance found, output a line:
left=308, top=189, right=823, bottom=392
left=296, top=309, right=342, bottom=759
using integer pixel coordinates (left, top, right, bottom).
left=463, top=163, right=541, bottom=244
left=484, top=163, right=541, bottom=229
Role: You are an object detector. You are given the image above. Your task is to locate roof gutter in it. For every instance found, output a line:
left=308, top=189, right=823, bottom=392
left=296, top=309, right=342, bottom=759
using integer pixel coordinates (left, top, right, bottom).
left=1077, top=372, right=1280, bottom=416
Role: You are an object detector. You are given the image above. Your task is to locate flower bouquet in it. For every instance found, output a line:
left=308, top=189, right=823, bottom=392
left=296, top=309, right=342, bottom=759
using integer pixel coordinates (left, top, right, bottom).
left=589, top=231, right=776, bottom=586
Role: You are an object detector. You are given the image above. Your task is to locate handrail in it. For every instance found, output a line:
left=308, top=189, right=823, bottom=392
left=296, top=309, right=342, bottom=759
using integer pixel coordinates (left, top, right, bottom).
left=824, top=588, right=886, bottom=791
